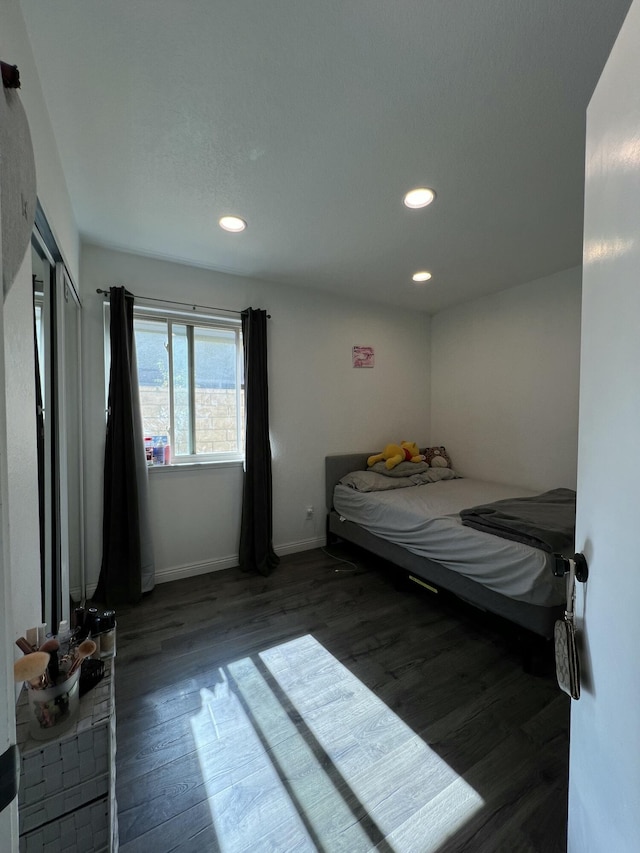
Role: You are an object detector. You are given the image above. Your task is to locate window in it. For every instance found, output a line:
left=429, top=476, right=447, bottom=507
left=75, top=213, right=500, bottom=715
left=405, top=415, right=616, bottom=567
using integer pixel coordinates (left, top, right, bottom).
left=133, top=309, right=244, bottom=463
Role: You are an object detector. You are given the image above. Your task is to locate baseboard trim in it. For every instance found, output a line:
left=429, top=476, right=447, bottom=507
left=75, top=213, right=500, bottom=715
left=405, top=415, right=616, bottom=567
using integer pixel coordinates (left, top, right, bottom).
left=72, top=582, right=97, bottom=602
left=275, top=536, right=326, bottom=556
left=155, top=555, right=238, bottom=586
left=72, top=537, right=326, bottom=600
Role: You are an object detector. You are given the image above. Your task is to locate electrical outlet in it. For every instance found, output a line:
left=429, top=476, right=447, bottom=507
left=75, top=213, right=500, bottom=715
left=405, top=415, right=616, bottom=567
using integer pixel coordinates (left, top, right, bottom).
left=306, top=505, right=314, bottom=518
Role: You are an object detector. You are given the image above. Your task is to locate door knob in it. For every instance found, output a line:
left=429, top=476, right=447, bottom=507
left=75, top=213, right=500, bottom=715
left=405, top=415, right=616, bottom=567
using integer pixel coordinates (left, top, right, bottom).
left=572, top=552, right=589, bottom=583
left=553, top=552, right=589, bottom=582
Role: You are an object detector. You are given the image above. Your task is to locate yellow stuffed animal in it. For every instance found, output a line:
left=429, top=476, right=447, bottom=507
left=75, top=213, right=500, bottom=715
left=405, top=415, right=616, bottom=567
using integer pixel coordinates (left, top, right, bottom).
left=367, top=441, right=425, bottom=471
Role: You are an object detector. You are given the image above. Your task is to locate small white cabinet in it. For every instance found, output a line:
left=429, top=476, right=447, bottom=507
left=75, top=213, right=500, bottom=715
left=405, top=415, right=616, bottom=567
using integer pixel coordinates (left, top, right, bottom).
left=16, top=663, right=117, bottom=852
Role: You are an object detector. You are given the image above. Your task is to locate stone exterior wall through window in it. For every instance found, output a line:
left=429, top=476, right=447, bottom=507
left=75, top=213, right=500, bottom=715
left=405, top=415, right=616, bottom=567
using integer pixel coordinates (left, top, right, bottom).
left=138, top=386, right=244, bottom=454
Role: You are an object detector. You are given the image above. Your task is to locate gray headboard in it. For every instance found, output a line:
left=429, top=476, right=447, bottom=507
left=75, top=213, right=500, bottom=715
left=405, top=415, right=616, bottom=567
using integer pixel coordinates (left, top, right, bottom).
left=325, top=453, right=372, bottom=511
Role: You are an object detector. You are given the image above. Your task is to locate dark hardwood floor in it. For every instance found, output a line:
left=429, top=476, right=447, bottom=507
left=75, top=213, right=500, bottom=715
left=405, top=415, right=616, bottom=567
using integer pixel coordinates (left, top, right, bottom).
left=113, top=545, right=569, bottom=853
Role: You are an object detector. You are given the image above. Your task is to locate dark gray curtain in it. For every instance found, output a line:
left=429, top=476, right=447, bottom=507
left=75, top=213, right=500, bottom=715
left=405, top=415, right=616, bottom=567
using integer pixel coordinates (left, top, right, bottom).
left=239, top=308, right=279, bottom=576
left=95, top=287, right=154, bottom=605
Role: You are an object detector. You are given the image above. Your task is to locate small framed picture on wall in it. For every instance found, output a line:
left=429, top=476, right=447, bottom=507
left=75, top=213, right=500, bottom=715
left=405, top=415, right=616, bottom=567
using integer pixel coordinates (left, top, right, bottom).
left=353, top=346, right=375, bottom=368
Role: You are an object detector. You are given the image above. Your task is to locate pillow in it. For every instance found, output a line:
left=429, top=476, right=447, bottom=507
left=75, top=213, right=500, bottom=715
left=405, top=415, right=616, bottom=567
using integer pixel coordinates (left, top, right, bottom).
left=423, top=446, right=452, bottom=468
left=339, top=470, right=419, bottom=492
left=412, top=468, right=460, bottom=484
left=369, top=460, right=431, bottom=477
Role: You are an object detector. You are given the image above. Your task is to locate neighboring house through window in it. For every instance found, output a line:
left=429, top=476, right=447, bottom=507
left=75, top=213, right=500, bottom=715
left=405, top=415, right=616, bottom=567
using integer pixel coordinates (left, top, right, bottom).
left=132, top=308, right=244, bottom=463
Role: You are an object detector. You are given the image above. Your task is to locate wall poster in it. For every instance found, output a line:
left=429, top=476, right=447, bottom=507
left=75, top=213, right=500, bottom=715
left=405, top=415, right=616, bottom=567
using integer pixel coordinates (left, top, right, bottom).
left=352, top=346, right=374, bottom=368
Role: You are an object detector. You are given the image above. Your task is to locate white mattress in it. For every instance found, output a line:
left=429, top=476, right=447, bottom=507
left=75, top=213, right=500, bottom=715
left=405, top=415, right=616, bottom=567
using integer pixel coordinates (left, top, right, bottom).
left=333, top=477, right=565, bottom=606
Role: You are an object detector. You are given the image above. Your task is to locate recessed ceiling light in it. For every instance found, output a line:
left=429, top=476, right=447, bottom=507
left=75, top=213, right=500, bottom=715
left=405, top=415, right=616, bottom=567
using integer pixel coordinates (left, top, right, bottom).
left=219, top=215, right=247, bottom=232
left=403, top=187, right=436, bottom=209
left=412, top=271, right=432, bottom=282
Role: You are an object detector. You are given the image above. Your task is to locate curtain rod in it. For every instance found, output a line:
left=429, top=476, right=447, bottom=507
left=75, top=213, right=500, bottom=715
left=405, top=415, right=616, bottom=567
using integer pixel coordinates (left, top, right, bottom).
left=96, top=288, right=271, bottom=318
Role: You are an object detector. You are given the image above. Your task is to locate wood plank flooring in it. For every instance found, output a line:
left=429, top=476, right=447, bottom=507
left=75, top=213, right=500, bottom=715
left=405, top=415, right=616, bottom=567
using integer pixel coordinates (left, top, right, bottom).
left=113, top=544, right=569, bottom=853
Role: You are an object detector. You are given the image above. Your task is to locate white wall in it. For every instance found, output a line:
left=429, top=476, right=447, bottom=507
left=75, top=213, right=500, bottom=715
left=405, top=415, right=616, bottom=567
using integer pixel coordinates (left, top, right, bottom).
left=430, top=267, right=581, bottom=490
left=80, top=244, right=431, bottom=594
left=570, top=1, right=640, bottom=850
left=0, top=0, right=79, bottom=282
left=0, top=159, right=19, bottom=848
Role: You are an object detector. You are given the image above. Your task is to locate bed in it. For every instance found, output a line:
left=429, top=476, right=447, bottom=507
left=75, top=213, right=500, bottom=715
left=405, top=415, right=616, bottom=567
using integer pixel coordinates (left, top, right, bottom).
left=326, top=452, right=570, bottom=640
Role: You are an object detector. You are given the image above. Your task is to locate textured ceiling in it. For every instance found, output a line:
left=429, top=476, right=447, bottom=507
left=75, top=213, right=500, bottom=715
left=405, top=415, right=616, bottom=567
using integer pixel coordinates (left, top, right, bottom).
left=20, top=0, right=631, bottom=312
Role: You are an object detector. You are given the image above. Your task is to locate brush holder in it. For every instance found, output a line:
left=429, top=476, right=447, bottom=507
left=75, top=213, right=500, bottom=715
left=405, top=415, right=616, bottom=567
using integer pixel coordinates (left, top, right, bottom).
left=25, top=667, right=81, bottom=740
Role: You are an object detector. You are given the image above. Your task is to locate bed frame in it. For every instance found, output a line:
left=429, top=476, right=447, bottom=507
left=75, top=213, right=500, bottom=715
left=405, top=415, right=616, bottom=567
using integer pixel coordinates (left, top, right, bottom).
left=325, top=453, right=564, bottom=640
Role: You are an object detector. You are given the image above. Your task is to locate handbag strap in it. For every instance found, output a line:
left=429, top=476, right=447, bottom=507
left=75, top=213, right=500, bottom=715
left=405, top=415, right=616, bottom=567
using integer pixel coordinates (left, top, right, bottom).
left=565, top=558, right=576, bottom=621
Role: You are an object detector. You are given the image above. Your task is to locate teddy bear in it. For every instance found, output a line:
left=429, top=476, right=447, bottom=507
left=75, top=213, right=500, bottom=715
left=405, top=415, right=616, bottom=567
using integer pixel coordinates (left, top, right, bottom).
left=423, top=446, right=451, bottom=468
left=367, top=441, right=425, bottom=471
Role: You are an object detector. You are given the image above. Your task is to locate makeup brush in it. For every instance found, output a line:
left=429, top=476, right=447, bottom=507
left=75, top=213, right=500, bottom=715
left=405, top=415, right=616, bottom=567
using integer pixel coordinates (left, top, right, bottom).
left=13, top=652, right=50, bottom=687
left=38, top=637, right=60, bottom=683
left=68, top=639, right=96, bottom=676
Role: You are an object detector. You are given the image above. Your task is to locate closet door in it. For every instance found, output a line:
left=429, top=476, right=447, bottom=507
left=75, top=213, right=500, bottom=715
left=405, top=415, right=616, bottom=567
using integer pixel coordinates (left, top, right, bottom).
left=32, top=233, right=55, bottom=625
left=32, top=218, right=83, bottom=633
left=56, top=263, right=83, bottom=618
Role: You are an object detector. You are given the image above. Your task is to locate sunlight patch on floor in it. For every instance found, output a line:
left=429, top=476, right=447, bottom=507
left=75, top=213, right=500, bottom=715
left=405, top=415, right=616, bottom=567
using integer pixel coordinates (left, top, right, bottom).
left=191, top=634, right=484, bottom=852
left=191, top=677, right=317, bottom=852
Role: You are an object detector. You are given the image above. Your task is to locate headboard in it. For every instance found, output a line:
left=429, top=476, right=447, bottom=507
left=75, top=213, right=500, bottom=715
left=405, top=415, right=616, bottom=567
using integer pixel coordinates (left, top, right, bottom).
left=325, top=453, right=371, bottom=511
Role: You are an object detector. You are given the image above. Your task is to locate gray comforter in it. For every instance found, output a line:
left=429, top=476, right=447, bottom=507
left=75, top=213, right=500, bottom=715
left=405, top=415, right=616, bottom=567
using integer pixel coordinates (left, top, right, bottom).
left=460, top=487, right=576, bottom=554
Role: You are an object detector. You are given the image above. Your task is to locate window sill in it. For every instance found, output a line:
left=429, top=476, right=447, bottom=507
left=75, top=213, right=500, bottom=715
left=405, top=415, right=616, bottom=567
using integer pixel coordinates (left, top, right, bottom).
left=147, top=458, right=244, bottom=474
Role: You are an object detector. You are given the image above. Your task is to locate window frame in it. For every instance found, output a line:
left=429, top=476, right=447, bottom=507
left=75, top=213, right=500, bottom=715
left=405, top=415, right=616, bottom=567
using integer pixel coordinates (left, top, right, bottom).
left=110, top=304, right=244, bottom=466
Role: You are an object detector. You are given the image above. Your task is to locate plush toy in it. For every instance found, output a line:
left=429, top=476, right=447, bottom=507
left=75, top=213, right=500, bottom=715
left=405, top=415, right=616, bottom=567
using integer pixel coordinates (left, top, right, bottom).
left=367, top=441, right=425, bottom=471
left=423, top=446, right=452, bottom=468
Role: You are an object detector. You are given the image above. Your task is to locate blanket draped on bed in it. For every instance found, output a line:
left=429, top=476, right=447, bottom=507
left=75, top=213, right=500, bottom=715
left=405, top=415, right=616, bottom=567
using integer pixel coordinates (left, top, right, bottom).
left=460, top=487, right=576, bottom=554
